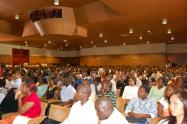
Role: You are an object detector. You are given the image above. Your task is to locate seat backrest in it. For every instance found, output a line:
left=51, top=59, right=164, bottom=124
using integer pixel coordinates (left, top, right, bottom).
left=116, top=97, right=125, bottom=113
left=40, top=102, right=48, bottom=116
left=48, top=104, right=71, bottom=122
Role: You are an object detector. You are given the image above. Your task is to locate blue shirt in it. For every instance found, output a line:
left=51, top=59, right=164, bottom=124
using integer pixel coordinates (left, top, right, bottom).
left=125, top=97, right=157, bottom=119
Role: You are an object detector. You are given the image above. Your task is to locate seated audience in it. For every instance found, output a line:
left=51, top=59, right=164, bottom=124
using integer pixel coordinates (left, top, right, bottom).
left=13, top=72, right=22, bottom=89
left=60, top=77, right=76, bottom=106
left=81, top=79, right=96, bottom=102
left=158, top=85, right=179, bottom=119
left=5, top=74, right=14, bottom=90
left=122, top=77, right=138, bottom=107
left=99, top=80, right=116, bottom=107
left=0, top=77, right=41, bottom=124
left=17, top=77, right=41, bottom=118
left=174, top=76, right=185, bottom=93
left=61, top=84, right=98, bottom=124
left=36, top=76, right=48, bottom=99
left=168, top=92, right=187, bottom=124
left=125, top=85, right=157, bottom=124
left=149, top=77, right=166, bottom=102
left=95, top=96, right=128, bottom=124
left=46, top=77, right=57, bottom=100
left=159, top=91, right=187, bottom=124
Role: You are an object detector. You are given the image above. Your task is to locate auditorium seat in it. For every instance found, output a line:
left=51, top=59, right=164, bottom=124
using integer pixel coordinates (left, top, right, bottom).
left=48, top=104, right=70, bottom=122
left=116, top=97, right=125, bottom=114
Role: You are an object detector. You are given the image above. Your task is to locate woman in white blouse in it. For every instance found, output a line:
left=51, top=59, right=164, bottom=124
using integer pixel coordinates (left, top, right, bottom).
left=122, top=77, right=138, bottom=107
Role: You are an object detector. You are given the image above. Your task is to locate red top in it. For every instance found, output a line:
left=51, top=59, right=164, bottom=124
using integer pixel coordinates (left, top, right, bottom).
left=22, top=92, right=41, bottom=118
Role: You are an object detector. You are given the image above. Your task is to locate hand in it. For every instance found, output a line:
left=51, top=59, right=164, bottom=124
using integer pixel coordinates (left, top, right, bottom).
left=18, top=94, right=24, bottom=100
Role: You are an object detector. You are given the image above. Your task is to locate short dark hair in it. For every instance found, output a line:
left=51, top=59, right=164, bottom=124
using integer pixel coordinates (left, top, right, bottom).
left=22, top=76, right=37, bottom=92
left=140, top=84, right=150, bottom=94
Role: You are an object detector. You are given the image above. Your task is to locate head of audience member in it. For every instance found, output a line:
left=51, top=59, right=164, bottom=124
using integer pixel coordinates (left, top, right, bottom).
left=169, top=92, right=187, bottom=124
left=48, top=77, right=56, bottom=86
left=164, top=85, right=179, bottom=101
left=95, top=96, right=114, bottom=120
left=37, top=76, right=45, bottom=85
left=20, top=77, right=37, bottom=96
left=103, top=80, right=112, bottom=93
left=138, top=85, right=150, bottom=100
left=6, top=73, right=13, bottom=81
left=15, top=71, right=21, bottom=78
left=156, top=77, right=167, bottom=89
left=128, top=77, right=136, bottom=86
left=77, top=84, right=91, bottom=105
left=93, top=77, right=100, bottom=86
left=82, top=79, right=90, bottom=86
left=175, top=77, right=184, bottom=89
left=63, top=77, right=71, bottom=87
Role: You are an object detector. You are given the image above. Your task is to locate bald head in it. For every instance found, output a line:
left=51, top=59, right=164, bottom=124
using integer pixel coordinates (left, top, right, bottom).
left=77, top=84, right=91, bottom=98
left=95, top=96, right=114, bottom=120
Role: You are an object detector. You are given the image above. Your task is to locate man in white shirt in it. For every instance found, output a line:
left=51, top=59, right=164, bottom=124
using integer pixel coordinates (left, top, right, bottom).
left=61, top=84, right=98, bottom=124
left=60, top=77, right=76, bottom=106
left=13, top=72, right=22, bottom=89
left=95, top=96, right=128, bottom=124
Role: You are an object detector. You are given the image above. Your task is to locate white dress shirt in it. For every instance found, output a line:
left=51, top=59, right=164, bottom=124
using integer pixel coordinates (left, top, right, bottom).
left=0, top=93, right=5, bottom=104
left=122, top=86, right=138, bottom=100
left=101, top=109, right=128, bottom=124
left=60, top=85, right=76, bottom=102
left=5, top=79, right=14, bottom=89
left=13, top=78, right=22, bottom=89
left=61, top=99, right=98, bottom=124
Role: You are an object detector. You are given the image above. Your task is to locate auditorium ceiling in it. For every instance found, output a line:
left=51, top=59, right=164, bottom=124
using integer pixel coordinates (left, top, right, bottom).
left=0, top=0, right=186, bottom=51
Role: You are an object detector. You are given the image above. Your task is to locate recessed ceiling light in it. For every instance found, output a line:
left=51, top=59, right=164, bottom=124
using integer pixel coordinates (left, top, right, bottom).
left=24, top=41, right=28, bottom=44
left=15, top=14, right=20, bottom=20
left=171, top=36, right=175, bottom=40
left=139, top=35, right=143, bottom=40
left=104, top=39, right=108, bottom=43
left=64, top=39, right=67, bottom=43
left=91, top=41, right=94, bottom=44
left=167, top=29, right=172, bottom=34
left=48, top=40, right=51, bottom=44
left=167, top=40, right=174, bottom=43
left=123, top=43, right=126, bottom=46
left=44, top=44, right=47, bottom=47
left=162, top=18, right=167, bottom=25
left=99, top=33, right=103, bottom=38
left=146, top=41, right=150, bottom=44
left=129, top=28, right=133, bottom=34
left=65, top=44, right=68, bottom=47
left=54, top=0, right=59, bottom=5
left=120, top=34, right=129, bottom=37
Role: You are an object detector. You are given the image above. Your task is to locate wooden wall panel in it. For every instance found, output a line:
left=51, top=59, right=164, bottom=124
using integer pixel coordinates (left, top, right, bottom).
left=0, top=55, right=12, bottom=64
left=80, top=54, right=166, bottom=66
left=29, top=56, right=80, bottom=65
left=166, top=53, right=187, bottom=65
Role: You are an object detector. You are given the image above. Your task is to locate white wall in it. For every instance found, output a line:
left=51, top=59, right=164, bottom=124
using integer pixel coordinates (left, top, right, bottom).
left=0, top=43, right=80, bottom=57
left=80, top=43, right=166, bottom=56
left=166, top=43, right=187, bottom=53
left=0, top=43, right=186, bottom=57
